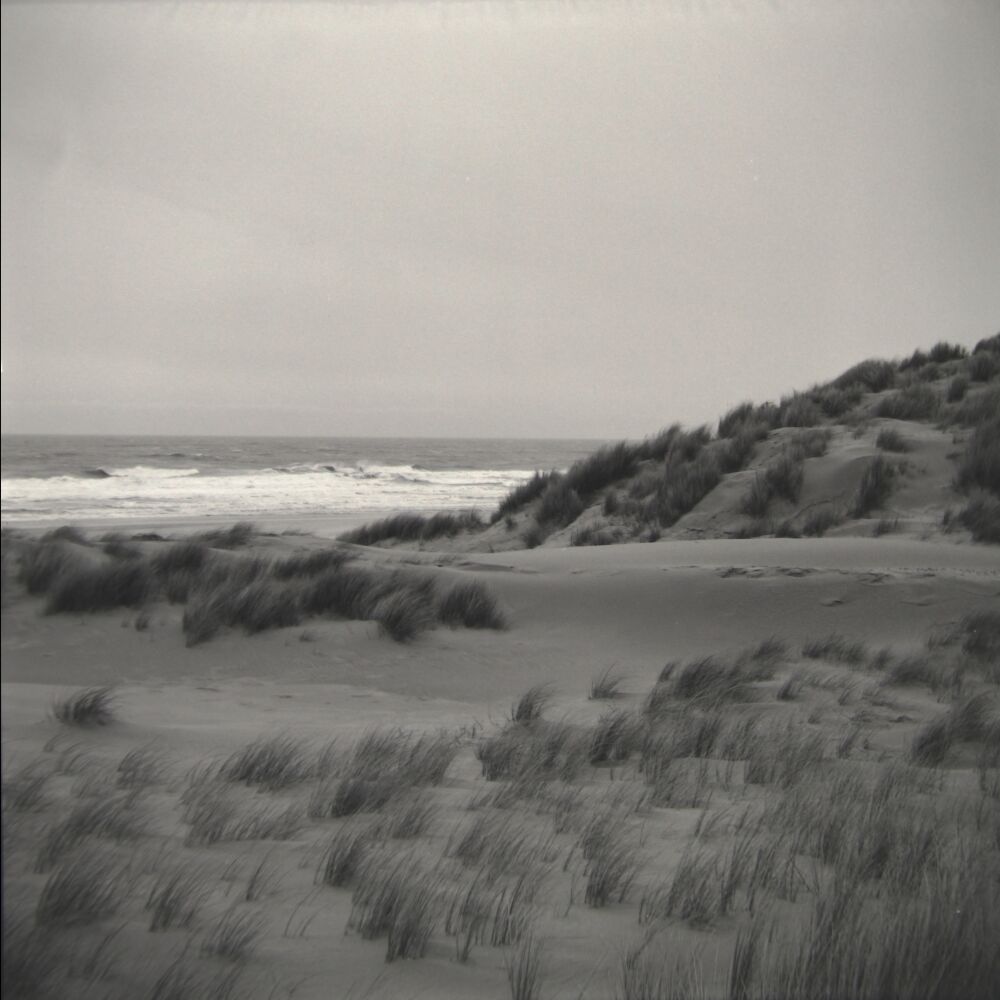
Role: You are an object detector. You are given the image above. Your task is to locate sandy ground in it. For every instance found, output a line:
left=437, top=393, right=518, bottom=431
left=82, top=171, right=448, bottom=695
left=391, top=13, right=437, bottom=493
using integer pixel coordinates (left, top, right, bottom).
left=2, top=530, right=998, bottom=999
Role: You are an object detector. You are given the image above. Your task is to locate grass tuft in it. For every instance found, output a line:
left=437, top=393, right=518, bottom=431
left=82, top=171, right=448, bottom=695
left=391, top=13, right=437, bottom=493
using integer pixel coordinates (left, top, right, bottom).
left=438, top=580, right=507, bottom=629
left=589, top=665, right=626, bottom=700
left=510, top=684, right=554, bottom=725
left=851, top=455, right=897, bottom=518
left=52, top=687, right=117, bottom=727
left=35, top=848, right=132, bottom=927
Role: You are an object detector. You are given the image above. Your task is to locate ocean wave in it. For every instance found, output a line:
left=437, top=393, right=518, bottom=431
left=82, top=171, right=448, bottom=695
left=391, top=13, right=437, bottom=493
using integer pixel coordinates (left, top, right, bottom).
left=89, top=466, right=202, bottom=480
left=0, top=463, right=539, bottom=523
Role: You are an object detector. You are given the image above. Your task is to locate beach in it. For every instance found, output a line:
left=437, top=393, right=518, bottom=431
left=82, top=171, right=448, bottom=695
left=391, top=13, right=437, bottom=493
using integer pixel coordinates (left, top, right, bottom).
left=3, top=512, right=998, bottom=998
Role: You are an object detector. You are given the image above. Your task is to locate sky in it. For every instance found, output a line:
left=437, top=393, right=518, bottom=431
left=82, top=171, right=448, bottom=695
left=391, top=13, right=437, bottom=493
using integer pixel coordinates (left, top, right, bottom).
left=2, top=0, right=999, bottom=440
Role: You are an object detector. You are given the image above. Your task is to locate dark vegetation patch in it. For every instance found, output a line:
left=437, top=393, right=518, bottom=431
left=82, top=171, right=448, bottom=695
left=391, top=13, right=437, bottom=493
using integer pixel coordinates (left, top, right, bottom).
left=339, top=511, right=484, bottom=546
left=875, top=383, right=940, bottom=420
left=438, top=580, right=507, bottom=629
left=52, top=687, right=117, bottom=727
left=851, top=455, right=898, bottom=518
left=875, top=427, right=909, bottom=452
left=954, top=416, right=1000, bottom=496
left=12, top=531, right=504, bottom=645
left=955, top=495, right=1000, bottom=543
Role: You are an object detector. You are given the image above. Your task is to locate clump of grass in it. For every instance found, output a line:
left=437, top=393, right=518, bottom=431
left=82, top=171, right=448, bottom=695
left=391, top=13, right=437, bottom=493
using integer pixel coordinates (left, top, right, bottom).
left=146, top=865, right=210, bottom=930
left=590, top=665, right=626, bottom=700
left=801, top=505, right=842, bottom=536
left=537, top=478, right=585, bottom=527
left=52, top=688, right=117, bottom=727
left=571, top=522, right=622, bottom=546
left=947, top=374, right=970, bottom=403
left=801, top=634, right=868, bottom=665
left=647, top=448, right=723, bottom=527
left=670, top=656, right=752, bottom=705
left=876, top=382, right=940, bottom=420
left=220, top=734, right=313, bottom=790
left=584, top=836, right=641, bottom=907
left=348, top=851, right=441, bottom=958
left=510, top=684, right=554, bottom=725
left=739, top=442, right=810, bottom=517
left=834, top=358, right=897, bottom=392
left=921, top=692, right=996, bottom=764
left=340, top=510, right=484, bottom=546
left=506, top=932, right=544, bottom=1000
left=563, top=441, right=642, bottom=499
left=589, top=709, right=643, bottom=765
left=376, top=797, right=440, bottom=840
left=183, top=785, right=303, bottom=846
left=521, top=522, right=545, bottom=549
left=951, top=385, right=1000, bottom=428
left=316, top=821, right=376, bottom=887
left=765, top=451, right=805, bottom=503
left=152, top=540, right=212, bottom=576
left=875, top=427, right=909, bottom=452
left=960, top=610, right=1000, bottom=659
left=272, top=548, right=354, bottom=579
left=438, top=580, right=507, bottom=629
left=192, top=522, right=256, bottom=549
left=741, top=636, right=788, bottom=669
left=3, top=761, right=51, bottom=812
left=780, top=394, right=823, bottom=428
left=310, top=776, right=399, bottom=819
left=35, top=849, right=132, bottom=927
left=45, top=560, right=153, bottom=613
left=375, top=588, right=435, bottom=641
left=967, top=349, right=998, bottom=382
left=956, top=494, right=1000, bottom=543
left=873, top=516, right=900, bottom=536
left=884, top=654, right=946, bottom=689
left=777, top=672, right=805, bottom=701
left=116, top=744, right=170, bottom=790
left=740, top=474, right=772, bottom=518
left=183, top=577, right=304, bottom=645
left=954, top=417, right=1000, bottom=495
left=201, top=907, right=263, bottom=961
left=493, top=471, right=558, bottom=523
left=745, top=723, right=825, bottom=787
left=850, top=454, right=897, bottom=518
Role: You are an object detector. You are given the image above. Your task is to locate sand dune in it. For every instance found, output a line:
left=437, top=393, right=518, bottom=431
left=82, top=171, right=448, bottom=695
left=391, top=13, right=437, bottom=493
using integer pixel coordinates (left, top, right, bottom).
left=3, top=523, right=998, bottom=999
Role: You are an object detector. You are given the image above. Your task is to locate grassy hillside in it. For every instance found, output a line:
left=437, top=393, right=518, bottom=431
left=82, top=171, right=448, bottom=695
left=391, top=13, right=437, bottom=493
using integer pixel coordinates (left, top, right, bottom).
left=340, top=335, right=1000, bottom=550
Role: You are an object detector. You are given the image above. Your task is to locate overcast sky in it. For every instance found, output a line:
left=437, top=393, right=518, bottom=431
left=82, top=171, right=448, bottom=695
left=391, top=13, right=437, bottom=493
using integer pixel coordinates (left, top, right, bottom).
left=2, top=1, right=999, bottom=439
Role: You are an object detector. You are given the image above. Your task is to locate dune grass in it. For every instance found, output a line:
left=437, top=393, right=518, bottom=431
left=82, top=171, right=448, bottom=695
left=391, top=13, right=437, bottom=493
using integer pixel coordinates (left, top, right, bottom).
left=52, top=687, right=117, bottom=727
left=851, top=454, right=897, bottom=518
left=220, top=734, right=313, bottom=790
left=493, top=471, right=558, bottom=523
left=35, top=848, right=133, bottom=927
left=954, top=417, right=1000, bottom=496
left=438, top=580, right=507, bottom=629
left=510, top=684, right=554, bottom=725
left=956, top=494, right=1000, bottom=543
left=43, top=558, right=153, bottom=613
left=146, top=864, right=210, bottom=931
left=589, top=665, right=626, bottom=700
left=801, top=634, right=868, bottom=665
left=339, top=510, right=484, bottom=546
left=834, top=358, right=898, bottom=392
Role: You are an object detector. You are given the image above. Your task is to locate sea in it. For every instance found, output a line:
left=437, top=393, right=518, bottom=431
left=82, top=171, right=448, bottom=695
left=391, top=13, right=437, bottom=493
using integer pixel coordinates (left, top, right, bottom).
left=0, top=435, right=607, bottom=526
